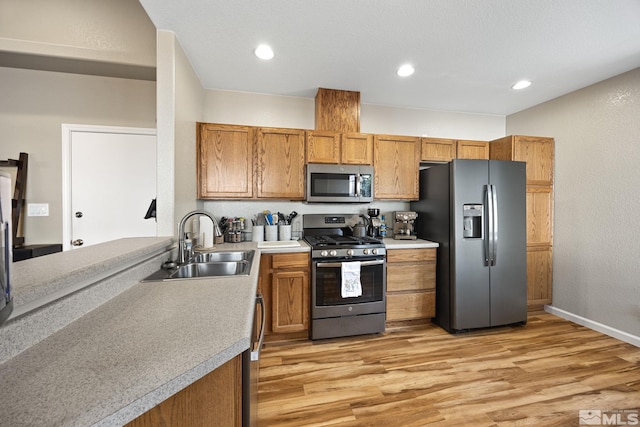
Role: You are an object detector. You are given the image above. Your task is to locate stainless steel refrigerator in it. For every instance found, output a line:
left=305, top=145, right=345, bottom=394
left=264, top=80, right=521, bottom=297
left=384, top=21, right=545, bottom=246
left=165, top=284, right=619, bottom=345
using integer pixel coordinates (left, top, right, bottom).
left=410, top=159, right=527, bottom=333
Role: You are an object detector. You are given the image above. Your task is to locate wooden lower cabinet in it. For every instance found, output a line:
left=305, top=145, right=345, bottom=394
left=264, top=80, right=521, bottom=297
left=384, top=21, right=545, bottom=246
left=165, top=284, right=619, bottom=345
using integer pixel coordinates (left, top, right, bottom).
left=527, top=245, right=553, bottom=311
left=385, top=248, right=436, bottom=327
left=126, top=354, right=242, bottom=427
left=258, top=252, right=310, bottom=342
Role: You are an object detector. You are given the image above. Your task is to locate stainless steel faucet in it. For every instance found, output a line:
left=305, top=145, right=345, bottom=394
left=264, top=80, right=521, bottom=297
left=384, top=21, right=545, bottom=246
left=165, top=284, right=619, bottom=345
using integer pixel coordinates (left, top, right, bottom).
left=177, top=210, right=220, bottom=264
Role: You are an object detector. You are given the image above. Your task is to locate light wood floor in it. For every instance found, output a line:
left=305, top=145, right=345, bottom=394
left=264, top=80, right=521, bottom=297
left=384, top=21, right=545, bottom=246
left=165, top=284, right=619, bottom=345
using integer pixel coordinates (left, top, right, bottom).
left=257, top=313, right=640, bottom=426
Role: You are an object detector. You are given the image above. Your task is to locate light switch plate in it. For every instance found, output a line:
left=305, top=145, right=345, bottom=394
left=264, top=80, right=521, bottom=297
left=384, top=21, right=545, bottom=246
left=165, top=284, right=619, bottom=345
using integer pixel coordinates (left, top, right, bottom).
left=27, top=203, right=49, bottom=217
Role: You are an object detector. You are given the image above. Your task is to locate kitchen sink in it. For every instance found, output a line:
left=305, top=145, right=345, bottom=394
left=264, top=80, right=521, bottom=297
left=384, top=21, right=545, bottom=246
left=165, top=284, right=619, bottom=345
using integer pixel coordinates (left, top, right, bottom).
left=170, top=261, right=250, bottom=278
left=193, top=250, right=254, bottom=263
left=142, top=250, right=255, bottom=281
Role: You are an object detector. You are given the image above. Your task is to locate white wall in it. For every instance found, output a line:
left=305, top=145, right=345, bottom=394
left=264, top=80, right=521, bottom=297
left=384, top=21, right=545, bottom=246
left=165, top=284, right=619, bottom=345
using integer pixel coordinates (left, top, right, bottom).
left=0, top=0, right=156, bottom=70
left=360, top=104, right=504, bottom=140
left=200, top=89, right=506, bottom=234
left=0, top=0, right=157, bottom=246
left=506, top=68, right=640, bottom=338
left=0, top=67, right=156, bottom=245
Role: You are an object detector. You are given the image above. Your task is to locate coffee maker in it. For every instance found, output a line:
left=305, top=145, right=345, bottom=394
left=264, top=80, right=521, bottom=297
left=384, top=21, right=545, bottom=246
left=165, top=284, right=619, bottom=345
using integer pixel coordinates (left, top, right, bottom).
left=393, top=211, right=418, bottom=240
left=366, top=208, right=381, bottom=238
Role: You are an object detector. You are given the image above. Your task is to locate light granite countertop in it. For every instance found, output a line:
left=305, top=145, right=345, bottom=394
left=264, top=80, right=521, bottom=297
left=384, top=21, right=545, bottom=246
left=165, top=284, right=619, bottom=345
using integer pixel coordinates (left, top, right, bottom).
left=1, top=236, right=435, bottom=426
left=0, top=239, right=303, bottom=427
left=383, top=237, right=440, bottom=249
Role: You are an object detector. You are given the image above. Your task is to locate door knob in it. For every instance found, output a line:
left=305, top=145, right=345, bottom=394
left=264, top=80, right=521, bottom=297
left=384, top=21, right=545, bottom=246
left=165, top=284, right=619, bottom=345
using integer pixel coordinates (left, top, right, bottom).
left=75, top=212, right=83, bottom=218
left=72, top=239, right=84, bottom=247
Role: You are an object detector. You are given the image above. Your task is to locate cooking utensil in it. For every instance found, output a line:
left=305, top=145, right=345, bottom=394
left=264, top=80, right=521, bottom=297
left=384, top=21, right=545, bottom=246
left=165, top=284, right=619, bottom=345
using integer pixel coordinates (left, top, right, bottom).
left=353, top=223, right=367, bottom=237
left=262, top=210, right=274, bottom=225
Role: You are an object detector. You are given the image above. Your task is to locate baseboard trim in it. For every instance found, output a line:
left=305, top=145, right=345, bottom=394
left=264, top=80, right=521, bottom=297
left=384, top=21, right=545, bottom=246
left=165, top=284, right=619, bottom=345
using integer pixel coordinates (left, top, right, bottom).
left=544, top=305, right=640, bottom=348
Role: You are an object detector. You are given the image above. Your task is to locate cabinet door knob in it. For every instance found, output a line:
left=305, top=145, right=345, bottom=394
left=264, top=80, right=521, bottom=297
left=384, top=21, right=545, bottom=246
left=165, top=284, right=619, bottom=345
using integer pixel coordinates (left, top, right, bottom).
left=72, top=239, right=84, bottom=247
left=75, top=211, right=83, bottom=218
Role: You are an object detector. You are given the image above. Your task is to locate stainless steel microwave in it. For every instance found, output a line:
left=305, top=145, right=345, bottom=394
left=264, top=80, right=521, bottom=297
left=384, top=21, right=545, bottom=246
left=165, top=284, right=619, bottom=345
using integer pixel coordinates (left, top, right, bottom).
left=306, top=164, right=373, bottom=203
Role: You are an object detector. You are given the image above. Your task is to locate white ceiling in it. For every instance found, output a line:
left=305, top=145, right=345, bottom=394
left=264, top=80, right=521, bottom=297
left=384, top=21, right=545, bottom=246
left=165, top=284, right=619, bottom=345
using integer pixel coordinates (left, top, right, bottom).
left=138, top=0, right=640, bottom=116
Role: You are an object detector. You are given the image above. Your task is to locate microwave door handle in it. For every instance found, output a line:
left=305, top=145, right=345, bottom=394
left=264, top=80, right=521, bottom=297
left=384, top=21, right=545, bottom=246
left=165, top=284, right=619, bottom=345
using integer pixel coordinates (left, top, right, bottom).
left=355, top=174, right=361, bottom=198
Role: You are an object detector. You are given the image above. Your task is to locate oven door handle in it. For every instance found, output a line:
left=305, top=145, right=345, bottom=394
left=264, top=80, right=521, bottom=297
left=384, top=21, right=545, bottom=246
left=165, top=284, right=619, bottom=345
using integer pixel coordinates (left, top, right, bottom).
left=315, top=259, right=385, bottom=268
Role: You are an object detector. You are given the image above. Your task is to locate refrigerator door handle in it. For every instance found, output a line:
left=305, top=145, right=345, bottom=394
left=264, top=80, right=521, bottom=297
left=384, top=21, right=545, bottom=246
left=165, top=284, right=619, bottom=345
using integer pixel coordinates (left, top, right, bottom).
left=484, top=185, right=492, bottom=266
left=491, top=184, right=498, bottom=266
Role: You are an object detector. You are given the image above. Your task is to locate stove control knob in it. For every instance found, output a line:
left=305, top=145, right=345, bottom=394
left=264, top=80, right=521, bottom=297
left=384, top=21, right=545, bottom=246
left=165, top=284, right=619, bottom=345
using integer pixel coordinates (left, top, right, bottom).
left=330, top=250, right=338, bottom=257
left=372, top=248, right=378, bottom=255
left=363, top=249, right=370, bottom=255
left=321, top=250, right=328, bottom=257
left=346, top=249, right=354, bottom=256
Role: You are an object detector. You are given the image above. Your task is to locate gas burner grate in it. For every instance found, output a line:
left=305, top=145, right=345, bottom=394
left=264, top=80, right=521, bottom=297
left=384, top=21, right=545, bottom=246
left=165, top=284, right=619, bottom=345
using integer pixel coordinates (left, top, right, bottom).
left=304, top=234, right=383, bottom=248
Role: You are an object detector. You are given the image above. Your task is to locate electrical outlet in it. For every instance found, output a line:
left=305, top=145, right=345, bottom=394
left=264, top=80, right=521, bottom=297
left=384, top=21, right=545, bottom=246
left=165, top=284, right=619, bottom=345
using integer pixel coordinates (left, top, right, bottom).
left=27, top=203, right=49, bottom=217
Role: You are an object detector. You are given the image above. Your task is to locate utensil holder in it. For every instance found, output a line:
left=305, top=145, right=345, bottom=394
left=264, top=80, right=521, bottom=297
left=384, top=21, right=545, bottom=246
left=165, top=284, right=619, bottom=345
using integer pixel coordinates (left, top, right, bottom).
left=251, top=225, right=264, bottom=242
left=265, top=225, right=278, bottom=241
left=278, top=224, right=292, bottom=241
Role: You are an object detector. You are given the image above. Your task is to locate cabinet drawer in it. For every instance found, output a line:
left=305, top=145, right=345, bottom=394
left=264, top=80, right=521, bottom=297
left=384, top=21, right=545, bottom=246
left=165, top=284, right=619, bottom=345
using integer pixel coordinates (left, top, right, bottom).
left=271, top=252, right=309, bottom=269
left=386, top=291, right=435, bottom=321
left=387, top=248, right=436, bottom=263
left=387, top=263, right=435, bottom=292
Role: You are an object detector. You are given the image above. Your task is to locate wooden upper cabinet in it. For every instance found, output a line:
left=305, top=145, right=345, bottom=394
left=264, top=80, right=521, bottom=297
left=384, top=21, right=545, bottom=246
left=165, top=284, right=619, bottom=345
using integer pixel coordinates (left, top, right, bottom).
left=306, top=130, right=340, bottom=164
left=315, top=88, right=360, bottom=133
left=421, top=137, right=456, bottom=162
left=256, top=127, right=306, bottom=199
left=197, top=123, right=253, bottom=199
left=306, top=131, right=373, bottom=165
left=490, top=135, right=554, bottom=185
left=341, top=133, right=373, bottom=165
left=421, top=137, right=489, bottom=161
left=373, top=135, right=421, bottom=200
left=456, top=140, right=489, bottom=160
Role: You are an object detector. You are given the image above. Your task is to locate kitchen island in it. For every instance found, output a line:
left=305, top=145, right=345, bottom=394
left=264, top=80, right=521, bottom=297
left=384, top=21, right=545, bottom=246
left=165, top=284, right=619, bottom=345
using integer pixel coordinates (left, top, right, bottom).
left=0, top=237, right=312, bottom=426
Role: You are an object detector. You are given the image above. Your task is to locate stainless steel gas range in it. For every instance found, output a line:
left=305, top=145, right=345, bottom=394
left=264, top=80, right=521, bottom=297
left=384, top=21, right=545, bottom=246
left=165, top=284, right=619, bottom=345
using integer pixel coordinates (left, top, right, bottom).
left=303, top=214, right=386, bottom=340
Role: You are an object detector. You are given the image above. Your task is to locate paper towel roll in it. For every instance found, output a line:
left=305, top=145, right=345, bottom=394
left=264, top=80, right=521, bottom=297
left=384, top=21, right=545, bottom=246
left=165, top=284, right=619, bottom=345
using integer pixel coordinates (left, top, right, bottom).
left=199, top=216, right=215, bottom=248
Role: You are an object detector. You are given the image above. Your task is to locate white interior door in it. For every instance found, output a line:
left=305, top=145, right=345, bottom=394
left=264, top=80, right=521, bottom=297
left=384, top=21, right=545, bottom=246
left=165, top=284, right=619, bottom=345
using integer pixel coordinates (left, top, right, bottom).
left=63, top=125, right=157, bottom=250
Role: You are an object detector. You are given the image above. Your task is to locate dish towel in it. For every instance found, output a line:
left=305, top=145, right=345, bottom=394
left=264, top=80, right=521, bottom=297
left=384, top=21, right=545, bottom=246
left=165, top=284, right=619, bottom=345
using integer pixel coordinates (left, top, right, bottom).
left=341, top=261, right=362, bottom=298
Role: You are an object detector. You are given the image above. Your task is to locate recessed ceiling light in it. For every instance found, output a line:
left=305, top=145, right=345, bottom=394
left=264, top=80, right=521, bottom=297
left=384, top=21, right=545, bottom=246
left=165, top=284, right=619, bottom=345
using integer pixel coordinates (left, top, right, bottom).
left=396, top=64, right=415, bottom=77
left=254, top=44, right=274, bottom=60
left=512, top=80, right=532, bottom=90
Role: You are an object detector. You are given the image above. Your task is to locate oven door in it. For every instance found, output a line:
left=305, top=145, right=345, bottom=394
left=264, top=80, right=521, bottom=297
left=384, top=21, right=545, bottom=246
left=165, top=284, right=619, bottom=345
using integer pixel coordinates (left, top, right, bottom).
left=312, top=258, right=386, bottom=318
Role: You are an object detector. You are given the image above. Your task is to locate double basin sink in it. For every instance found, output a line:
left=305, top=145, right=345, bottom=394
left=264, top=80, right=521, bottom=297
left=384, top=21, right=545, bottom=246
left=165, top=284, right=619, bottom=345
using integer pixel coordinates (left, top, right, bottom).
left=142, top=250, right=255, bottom=281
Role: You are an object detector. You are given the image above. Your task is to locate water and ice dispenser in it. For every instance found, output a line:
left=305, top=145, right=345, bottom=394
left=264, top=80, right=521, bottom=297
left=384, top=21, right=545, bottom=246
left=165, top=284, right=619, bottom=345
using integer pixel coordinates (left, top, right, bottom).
left=463, top=204, right=483, bottom=238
